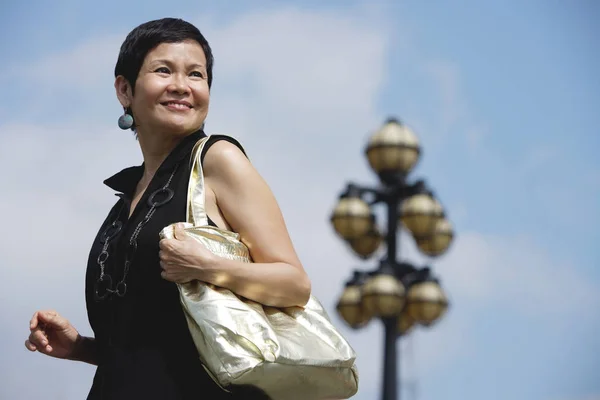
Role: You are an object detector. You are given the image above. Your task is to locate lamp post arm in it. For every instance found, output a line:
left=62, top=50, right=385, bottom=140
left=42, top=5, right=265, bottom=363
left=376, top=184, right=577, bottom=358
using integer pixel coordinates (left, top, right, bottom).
left=343, top=182, right=384, bottom=203
left=342, top=178, right=431, bottom=210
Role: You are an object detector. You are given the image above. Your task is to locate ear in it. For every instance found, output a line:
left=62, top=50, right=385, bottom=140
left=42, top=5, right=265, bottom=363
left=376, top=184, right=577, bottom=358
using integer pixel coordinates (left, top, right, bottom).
left=114, top=76, right=133, bottom=108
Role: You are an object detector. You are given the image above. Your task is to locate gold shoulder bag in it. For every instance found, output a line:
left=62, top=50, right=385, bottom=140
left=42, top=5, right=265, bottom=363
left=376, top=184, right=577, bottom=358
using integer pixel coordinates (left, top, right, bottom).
left=159, top=136, right=359, bottom=400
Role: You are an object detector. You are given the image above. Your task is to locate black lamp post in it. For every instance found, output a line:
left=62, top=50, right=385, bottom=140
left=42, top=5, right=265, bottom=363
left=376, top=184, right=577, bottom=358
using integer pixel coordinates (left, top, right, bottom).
left=330, top=118, right=454, bottom=400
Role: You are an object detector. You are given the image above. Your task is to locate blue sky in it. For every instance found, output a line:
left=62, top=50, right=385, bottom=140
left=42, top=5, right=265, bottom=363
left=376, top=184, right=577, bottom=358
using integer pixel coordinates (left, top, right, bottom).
left=1, top=1, right=598, bottom=400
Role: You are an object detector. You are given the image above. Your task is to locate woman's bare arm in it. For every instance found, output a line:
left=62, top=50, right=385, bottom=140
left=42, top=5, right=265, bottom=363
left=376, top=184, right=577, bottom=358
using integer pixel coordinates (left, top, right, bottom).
left=202, top=140, right=311, bottom=308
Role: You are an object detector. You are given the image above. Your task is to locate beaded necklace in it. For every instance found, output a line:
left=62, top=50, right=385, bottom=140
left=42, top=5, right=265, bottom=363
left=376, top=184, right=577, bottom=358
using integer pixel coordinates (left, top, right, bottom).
left=94, top=163, right=179, bottom=301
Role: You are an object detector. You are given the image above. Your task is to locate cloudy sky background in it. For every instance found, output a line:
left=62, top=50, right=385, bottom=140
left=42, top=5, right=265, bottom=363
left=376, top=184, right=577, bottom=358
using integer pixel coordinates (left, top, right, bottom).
left=1, top=1, right=599, bottom=399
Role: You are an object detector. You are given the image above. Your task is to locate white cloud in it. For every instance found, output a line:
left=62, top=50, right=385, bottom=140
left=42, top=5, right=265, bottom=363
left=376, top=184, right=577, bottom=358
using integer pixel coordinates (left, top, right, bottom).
left=413, top=230, right=600, bottom=322
left=9, top=35, right=123, bottom=90
left=207, top=8, right=388, bottom=112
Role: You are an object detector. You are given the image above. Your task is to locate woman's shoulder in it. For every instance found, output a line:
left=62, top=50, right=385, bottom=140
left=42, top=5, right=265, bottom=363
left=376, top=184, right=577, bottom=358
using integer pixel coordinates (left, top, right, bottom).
left=200, top=134, right=247, bottom=165
left=200, top=134, right=257, bottom=186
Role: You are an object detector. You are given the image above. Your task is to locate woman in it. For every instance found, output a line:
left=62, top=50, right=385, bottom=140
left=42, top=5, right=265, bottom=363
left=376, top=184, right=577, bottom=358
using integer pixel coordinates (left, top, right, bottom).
left=25, top=18, right=311, bottom=399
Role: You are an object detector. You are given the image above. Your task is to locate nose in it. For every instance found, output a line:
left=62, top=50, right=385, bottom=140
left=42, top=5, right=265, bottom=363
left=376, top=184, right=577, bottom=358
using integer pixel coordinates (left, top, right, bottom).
left=167, top=73, right=190, bottom=95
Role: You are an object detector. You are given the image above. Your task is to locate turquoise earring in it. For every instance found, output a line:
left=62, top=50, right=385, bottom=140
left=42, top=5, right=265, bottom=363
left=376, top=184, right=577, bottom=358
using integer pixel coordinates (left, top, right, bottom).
left=118, top=109, right=134, bottom=130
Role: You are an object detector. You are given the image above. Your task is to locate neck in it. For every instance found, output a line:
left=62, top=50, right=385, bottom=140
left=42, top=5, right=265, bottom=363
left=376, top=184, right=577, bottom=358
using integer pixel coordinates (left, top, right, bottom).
left=136, top=130, right=188, bottom=182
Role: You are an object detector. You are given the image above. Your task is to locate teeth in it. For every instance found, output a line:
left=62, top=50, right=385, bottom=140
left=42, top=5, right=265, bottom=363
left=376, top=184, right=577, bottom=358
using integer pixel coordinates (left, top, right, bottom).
left=164, top=102, right=190, bottom=109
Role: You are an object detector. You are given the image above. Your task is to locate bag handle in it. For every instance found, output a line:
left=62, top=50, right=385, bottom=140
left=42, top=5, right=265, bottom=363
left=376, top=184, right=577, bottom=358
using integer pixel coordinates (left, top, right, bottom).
left=187, top=136, right=211, bottom=226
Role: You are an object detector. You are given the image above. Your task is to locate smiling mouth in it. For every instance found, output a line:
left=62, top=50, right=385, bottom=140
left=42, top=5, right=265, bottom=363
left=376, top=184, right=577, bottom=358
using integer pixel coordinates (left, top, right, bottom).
left=161, top=101, right=193, bottom=110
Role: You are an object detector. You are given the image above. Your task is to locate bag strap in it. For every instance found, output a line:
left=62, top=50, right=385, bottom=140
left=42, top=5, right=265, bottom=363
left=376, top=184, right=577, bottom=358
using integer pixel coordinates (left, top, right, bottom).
left=187, top=136, right=211, bottom=226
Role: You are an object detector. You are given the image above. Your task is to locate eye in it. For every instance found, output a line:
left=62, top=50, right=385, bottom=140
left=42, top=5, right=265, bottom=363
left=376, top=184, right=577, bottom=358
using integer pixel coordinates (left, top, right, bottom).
left=190, top=71, right=205, bottom=79
left=154, top=67, right=170, bottom=74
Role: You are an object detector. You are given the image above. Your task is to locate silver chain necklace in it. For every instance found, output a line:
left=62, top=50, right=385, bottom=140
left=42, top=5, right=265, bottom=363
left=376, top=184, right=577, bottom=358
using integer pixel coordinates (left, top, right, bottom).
left=94, top=163, right=180, bottom=301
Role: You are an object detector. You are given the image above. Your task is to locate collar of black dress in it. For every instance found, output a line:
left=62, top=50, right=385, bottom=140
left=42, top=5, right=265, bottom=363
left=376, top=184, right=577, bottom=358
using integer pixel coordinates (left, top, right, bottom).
left=103, top=129, right=206, bottom=195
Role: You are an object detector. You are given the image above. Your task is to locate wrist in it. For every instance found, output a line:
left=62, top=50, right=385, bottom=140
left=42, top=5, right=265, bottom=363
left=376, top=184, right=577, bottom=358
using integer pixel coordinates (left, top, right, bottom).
left=197, top=253, right=230, bottom=287
left=67, top=334, right=84, bottom=361
left=69, top=335, right=97, bottom=365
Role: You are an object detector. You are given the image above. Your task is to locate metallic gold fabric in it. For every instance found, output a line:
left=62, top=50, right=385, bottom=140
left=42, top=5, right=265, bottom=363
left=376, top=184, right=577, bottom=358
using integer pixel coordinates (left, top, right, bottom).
left=159, top=137, right=359, bottom=400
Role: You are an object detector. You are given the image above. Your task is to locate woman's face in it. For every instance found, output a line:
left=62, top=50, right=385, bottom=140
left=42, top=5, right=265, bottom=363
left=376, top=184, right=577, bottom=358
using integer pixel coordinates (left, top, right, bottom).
left=124, top=40, right=210, bottom=136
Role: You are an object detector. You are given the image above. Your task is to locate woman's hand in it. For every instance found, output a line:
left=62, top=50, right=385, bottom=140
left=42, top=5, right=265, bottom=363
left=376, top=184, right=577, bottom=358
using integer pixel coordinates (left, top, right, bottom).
left=25, top=310, right=80, bottom=360
left=159, top=223, right=216, bottom=283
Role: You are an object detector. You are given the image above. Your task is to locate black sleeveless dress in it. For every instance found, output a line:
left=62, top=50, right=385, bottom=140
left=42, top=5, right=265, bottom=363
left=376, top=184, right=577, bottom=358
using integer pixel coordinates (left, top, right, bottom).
left=84, top=130, right=269, bottom=399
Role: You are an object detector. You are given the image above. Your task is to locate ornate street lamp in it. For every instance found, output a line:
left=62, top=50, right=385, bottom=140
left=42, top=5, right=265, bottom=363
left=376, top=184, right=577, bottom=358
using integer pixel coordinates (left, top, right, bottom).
left=348, top=226, right=383, bottom=259
left=401, top=193, right=442, bottom=238
left=337, top=271, right=373, bottom=329
left=331, top=190, right=373, bottom=240
left=330, top=118, right=456, bottom=400
left=405, top=278, right=449, bottom=327
left=415, top=217, right=454, bottom=257
left=396, top=311, right=415, bottom=336
left=365, top=117, right=421, bottom=183
left=361, top=271, right=406, bottom=318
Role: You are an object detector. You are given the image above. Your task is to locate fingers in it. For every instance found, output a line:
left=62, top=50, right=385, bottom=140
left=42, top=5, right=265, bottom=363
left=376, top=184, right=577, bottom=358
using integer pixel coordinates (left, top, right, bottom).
left=36, top=310, right=63, bottom=330
left=158, top=248, right=167, bottom=262
left=160, top=266, right=181, bottom=283
left=159, top=241, right=180, bottom=265
left=25, top=339, right=37, bottom=352
left=159, top=237, right=179, bottom=252
left=27, top=310, right=62, bottom=354
left=173, top=223, right=188, bottom=240
left=160, top=261, right=172, bottom=280
left=158, top=239, right=168, bottom=250
left=159, top=251, right=171, bottom=279
left=160, top=269, right=190, bottom=284
left=28, top=328, right=51, bottom=353
left=30, top=310, right=58, bottom=330
left=30, top=311, right=39, bottom=330
left=159, top=259, right=184, bottom=281
left=25, top=339, right=51, bottom=353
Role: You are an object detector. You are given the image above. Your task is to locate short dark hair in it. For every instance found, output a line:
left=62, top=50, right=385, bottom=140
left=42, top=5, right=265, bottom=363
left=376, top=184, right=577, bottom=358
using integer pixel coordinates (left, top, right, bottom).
left=114, top=18, right=214, bottom=91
